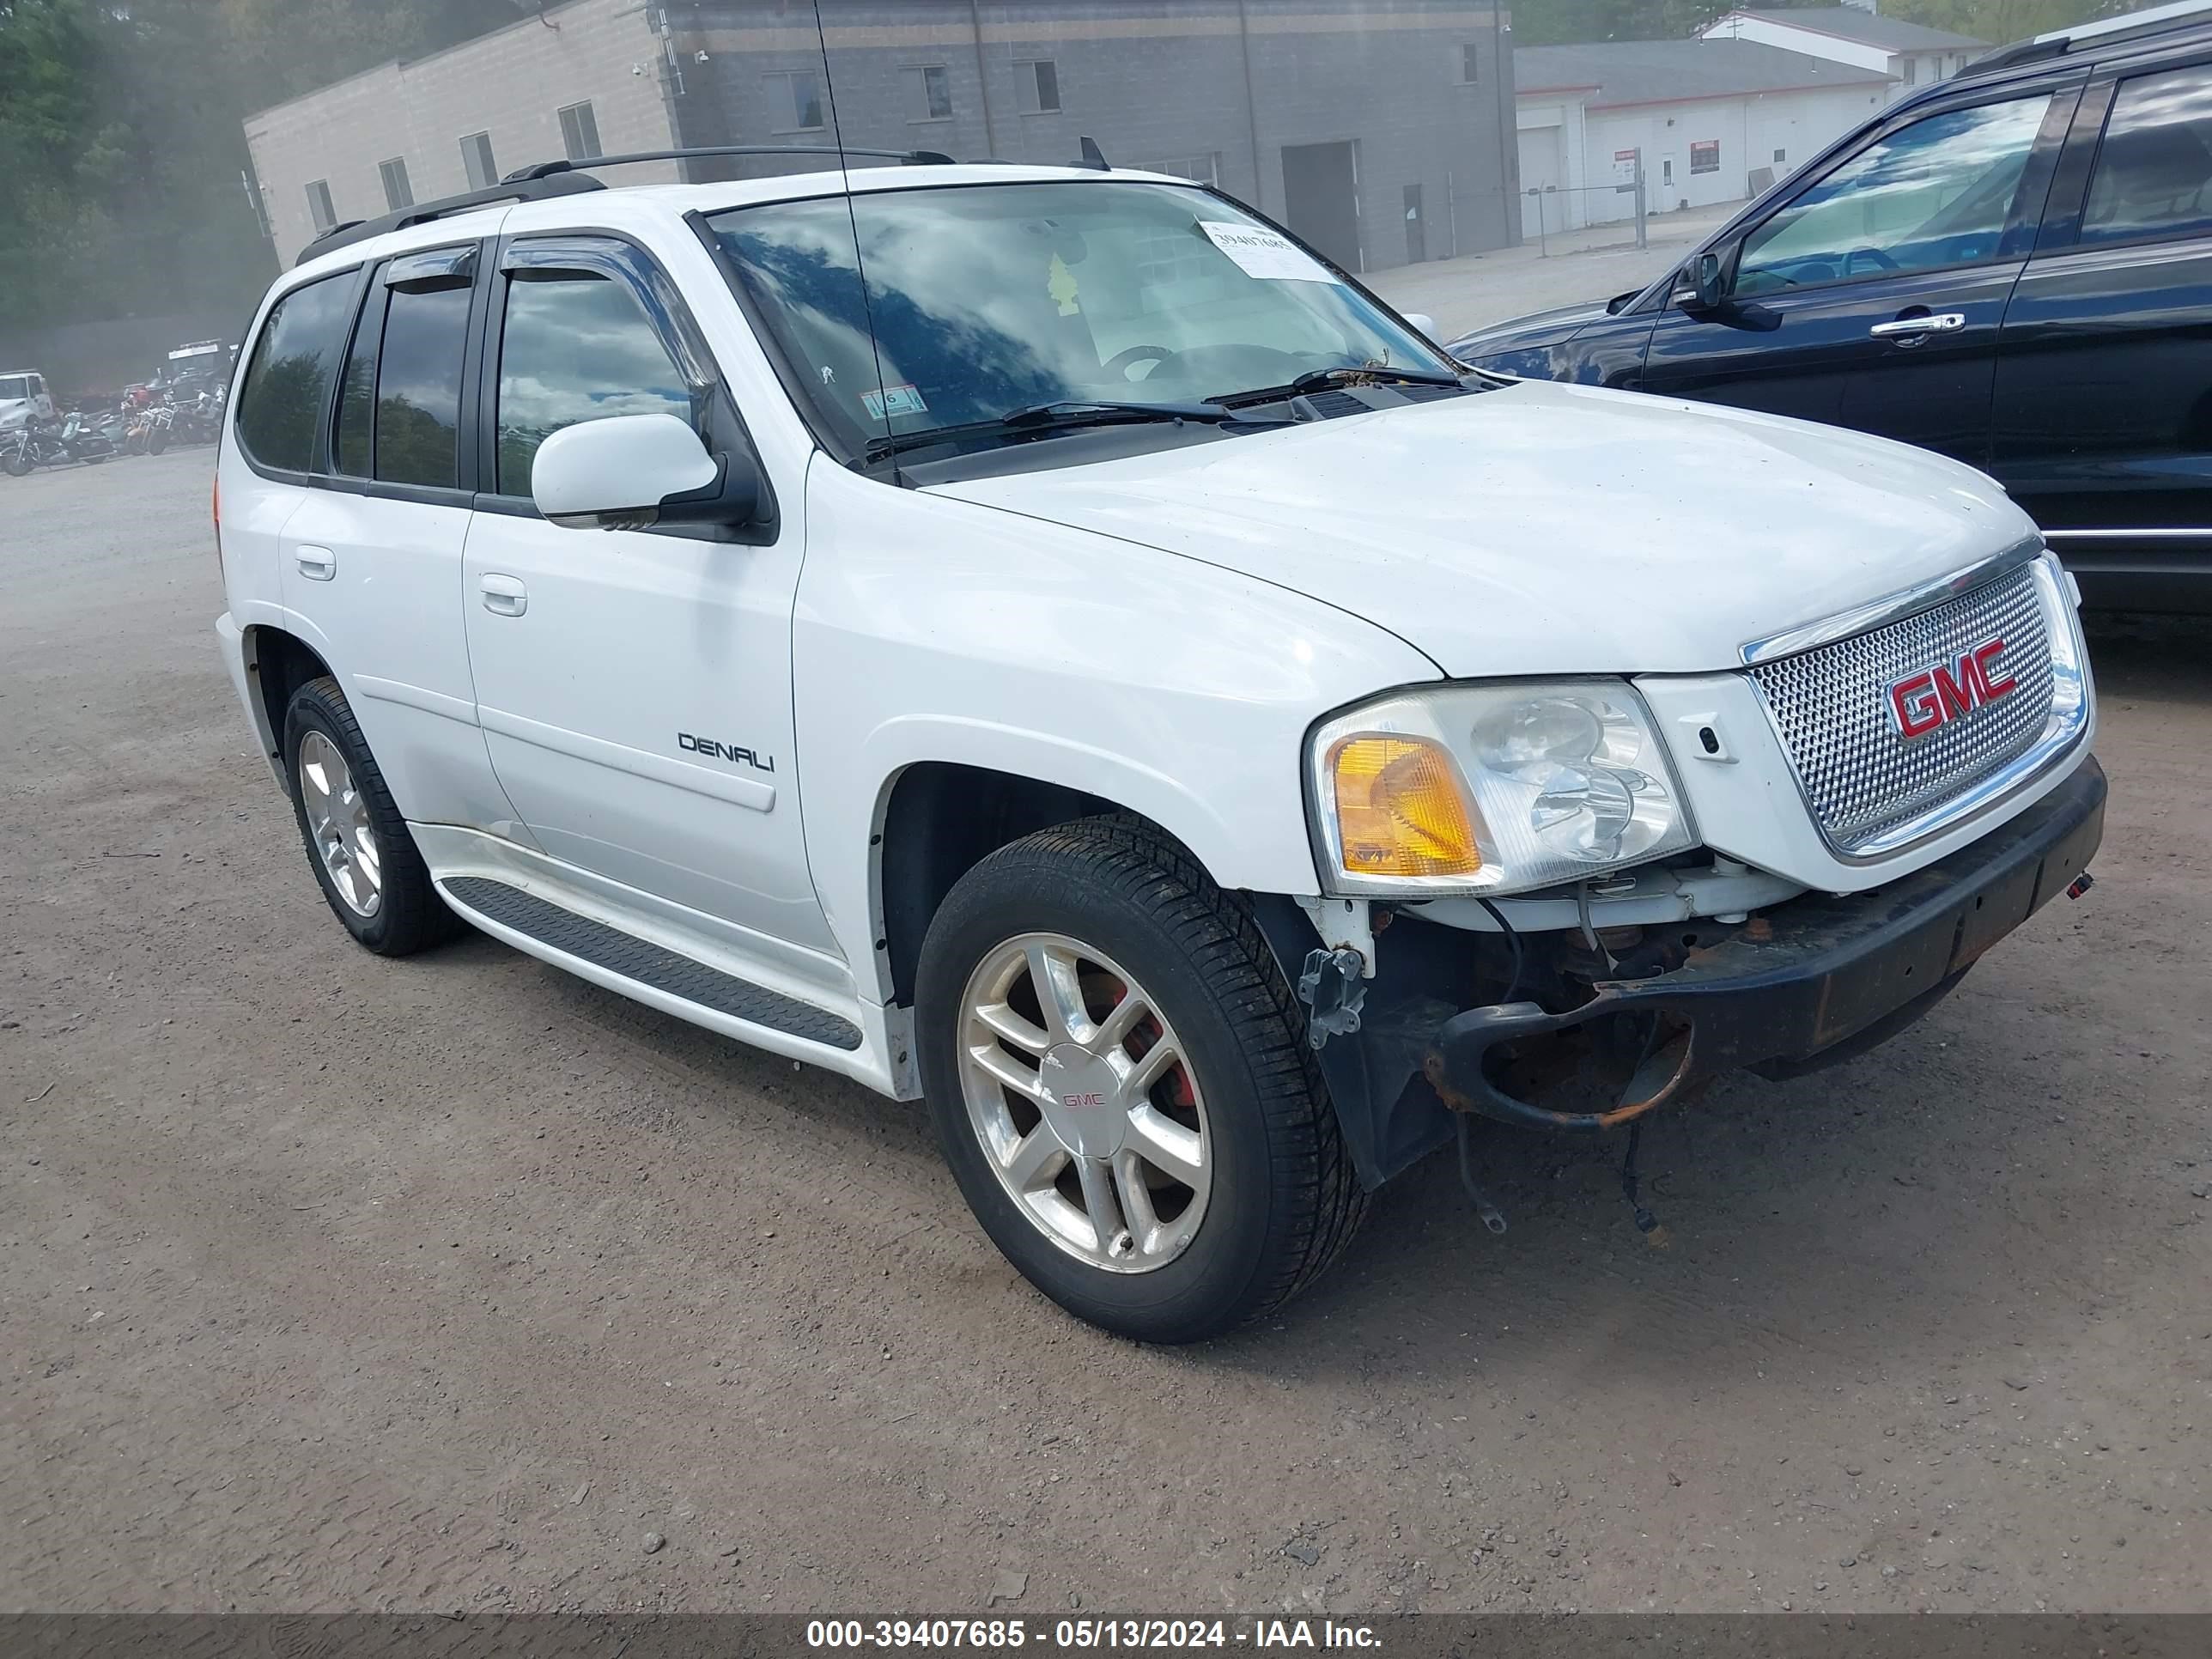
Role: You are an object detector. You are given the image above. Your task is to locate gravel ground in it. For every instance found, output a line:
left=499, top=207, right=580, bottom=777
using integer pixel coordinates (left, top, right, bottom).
left=3, top=449, right=2209, bottom=1616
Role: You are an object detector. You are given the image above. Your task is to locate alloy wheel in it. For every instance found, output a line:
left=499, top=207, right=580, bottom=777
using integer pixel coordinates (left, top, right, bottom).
left=957, top=933, right=1212, bottom=1273
left=296, top=730, right=383, bottom=919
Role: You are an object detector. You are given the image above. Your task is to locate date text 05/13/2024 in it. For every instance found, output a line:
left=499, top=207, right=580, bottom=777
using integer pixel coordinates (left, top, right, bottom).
left=805, top=1619, right=1382, bottom=1650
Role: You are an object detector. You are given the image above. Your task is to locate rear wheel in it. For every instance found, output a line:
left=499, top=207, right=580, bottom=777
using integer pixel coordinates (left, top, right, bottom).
left=916, top=817, right=1366, bottom=1342
left=282, top=676, right=460, bottom=957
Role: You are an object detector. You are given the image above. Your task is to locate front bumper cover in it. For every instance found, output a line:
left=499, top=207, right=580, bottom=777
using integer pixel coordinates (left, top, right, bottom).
left=1424, top=756, right=2107, bottom=1134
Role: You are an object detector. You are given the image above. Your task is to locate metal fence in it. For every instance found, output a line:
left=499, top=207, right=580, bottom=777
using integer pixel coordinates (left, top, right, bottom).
left=1520, top=167, right=1651, bottom=258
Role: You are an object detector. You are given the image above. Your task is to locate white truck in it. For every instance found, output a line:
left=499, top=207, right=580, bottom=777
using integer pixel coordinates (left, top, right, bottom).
left=215, top=155, right=2102, bottom=1341
left=0, top=368, right=57, bottom=434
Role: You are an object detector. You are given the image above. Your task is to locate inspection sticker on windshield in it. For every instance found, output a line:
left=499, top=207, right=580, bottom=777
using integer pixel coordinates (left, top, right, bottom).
left=861, top=383, right=928, bottom=420
left=1198, top=221, right=1340, bottom=283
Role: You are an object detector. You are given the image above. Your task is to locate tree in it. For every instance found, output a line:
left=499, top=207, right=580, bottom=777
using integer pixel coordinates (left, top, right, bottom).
left=0, top=0, right=520, bottom=348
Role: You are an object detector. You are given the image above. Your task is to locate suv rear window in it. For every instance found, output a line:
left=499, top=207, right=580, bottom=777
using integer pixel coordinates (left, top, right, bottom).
left=2081, top=64, right=2212, bottom=247
left=234, top=276, right=356, bottom=473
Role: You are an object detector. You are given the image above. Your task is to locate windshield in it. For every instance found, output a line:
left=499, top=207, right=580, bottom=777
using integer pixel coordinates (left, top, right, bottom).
left=706, top=181, right=1453, bottom=459
left=0, top=376, right=32, bottom=403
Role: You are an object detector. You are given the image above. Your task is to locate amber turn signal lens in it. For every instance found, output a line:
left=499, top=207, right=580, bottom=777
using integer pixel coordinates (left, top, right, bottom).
left=1330, top=735, right=1483, bottom=878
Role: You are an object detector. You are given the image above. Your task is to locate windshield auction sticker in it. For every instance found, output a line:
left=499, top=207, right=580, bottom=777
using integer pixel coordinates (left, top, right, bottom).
left=1197, top=221, right=1340, bottom=283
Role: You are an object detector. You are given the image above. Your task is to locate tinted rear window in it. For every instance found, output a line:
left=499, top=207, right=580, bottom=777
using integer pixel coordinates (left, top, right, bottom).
left=235, top=276, right=356, bottom=473
left=2082, top=65, right=2212, bottom=247
left=373, top=283, right=471, bottom=489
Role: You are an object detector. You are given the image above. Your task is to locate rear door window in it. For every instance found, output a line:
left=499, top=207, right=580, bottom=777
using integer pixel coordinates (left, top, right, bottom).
left=2081, top=64, right=2212, bottom=246
left=373, top=280, right=472, bottom=489
left=234, top=275, right=357, bottom=473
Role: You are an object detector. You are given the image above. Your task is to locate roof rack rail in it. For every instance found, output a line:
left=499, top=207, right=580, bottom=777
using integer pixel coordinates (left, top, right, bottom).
left=507, top=143, right=956, bottom=182
left=297, top=173, right=606, bottom=265
left=1971, top=0, right=2212, bottom=74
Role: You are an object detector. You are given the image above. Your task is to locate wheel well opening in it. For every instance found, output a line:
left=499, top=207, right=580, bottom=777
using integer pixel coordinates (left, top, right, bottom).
left=878, top=763, right=1137, bottom=1006
left=247, top=627, right=331, bottom=763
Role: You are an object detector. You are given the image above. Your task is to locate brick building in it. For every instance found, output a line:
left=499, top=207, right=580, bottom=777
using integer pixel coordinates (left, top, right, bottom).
left=243, top=0, right=1522, bottom=274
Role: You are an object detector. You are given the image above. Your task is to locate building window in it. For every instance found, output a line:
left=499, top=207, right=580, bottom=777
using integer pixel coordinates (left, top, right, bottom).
left=1016, top=58, right=1060, bottom=113
left=1689, top=140, right=1719, bottom=175
left=460, top=131, right=498, bottom=191
left=1461, top=44, right=1480, bottom=84
left=1772, top=147, right=1787, bottom=164
left=379, top=157, right=413, bottom=210
left=558, top=100, right=602, bottom=161
left=766, top=70, right=825, bottom=131
left=306, top=179, right=336, bottom=232
left=1149, top=153, right=1220, bottom=186
left=902, top=64, right=953, bottom=122
left=1662, top=158, right=1674, bottom=185
left=1902, top=58, right=1918, bottom=86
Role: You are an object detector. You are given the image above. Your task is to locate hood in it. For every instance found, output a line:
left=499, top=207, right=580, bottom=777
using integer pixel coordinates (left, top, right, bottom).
left=1449, top=297, right=1613, bottom=356
left=928, top=379, right=2037, bottom=679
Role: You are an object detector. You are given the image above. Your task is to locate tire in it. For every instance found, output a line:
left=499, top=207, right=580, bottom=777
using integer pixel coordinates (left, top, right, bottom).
left=3, top=451, right=30, bottom=477
left=281, top=675, right=460, bottom=957
left=916, top=816, right=1367, bottom=1343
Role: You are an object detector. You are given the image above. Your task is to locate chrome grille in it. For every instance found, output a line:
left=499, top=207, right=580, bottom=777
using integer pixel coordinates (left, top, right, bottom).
left=1747, top=565, right=2057, bottom=854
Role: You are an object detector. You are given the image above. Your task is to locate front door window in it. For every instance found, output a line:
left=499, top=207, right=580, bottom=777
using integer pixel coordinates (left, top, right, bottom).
left=1735, top=94, right=2054, bottom=297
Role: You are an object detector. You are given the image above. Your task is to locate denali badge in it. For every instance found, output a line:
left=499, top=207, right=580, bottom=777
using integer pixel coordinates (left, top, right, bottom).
left=676, top=732, right=775, bottom=773
left=1888, top=638, right=2017, bottom=739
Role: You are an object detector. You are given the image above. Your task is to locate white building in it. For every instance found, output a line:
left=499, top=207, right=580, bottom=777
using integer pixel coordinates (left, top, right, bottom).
left=1700, top=8, right=1987, bottom=104
left=1514, top=40, right=1893, bottom=236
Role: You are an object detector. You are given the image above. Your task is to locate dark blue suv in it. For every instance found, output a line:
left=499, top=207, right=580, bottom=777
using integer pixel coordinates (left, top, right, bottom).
left=1451, top=4, right=2212, bottom=613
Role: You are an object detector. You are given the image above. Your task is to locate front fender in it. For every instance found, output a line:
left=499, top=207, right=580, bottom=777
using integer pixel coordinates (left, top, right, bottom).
left=795, top=464, right=1442, bottom=996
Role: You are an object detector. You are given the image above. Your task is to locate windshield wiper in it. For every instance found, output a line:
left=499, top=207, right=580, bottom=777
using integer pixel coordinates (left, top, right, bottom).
left=863, top=398, right=1277, bottom=463
left=1207, top=363, right=1465, bottom=408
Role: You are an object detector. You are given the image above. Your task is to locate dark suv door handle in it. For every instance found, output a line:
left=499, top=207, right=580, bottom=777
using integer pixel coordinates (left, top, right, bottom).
left=1870, top=312, right=1965, bottom=340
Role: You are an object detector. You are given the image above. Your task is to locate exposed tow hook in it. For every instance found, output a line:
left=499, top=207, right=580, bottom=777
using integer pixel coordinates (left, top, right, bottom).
left=2067, top=869, right=2096, bottom=900
left=1455, top=1114, right=1507, bottom=1235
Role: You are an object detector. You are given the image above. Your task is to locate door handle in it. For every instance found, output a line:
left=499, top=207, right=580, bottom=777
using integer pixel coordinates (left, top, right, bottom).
left=1869, top=312, right=1966, bottom=340
left=294, top=544, right=336, bottom=581
left=479, top=573, right=527, bottom=617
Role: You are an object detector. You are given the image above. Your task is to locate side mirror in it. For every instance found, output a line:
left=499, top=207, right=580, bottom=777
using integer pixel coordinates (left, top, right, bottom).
left=1402, top=312, right=1438, bottom=341
left=1687, top=250, right=1728, bottom=311
left=531, top=413, right=762, bottom=532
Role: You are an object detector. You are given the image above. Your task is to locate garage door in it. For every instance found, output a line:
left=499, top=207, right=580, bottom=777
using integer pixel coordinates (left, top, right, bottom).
left=1517, top=125, right=1563, bottom=240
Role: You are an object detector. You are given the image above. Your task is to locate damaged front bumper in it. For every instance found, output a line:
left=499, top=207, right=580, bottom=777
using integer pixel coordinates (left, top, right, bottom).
left=1425, top=756, right=2106, bottom=1134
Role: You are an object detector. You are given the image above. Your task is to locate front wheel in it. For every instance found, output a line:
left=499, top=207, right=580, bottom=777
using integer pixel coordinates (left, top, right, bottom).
left=916, top=817, right=1367, bottom=1342
left=2, top=449, right=29, bottom=477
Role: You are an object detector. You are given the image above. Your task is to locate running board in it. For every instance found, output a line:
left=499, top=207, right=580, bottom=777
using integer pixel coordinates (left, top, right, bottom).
left=440, top=876, right=863, bottom=1051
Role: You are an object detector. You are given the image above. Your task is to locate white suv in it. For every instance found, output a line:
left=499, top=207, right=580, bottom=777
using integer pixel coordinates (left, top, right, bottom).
left=216, top=156, right=2103, bottom=1341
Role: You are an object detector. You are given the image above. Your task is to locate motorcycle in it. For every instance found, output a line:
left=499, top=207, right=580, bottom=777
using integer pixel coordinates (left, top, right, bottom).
left=1, top=411, right=118, bottom=476
left=123, top=399, right=174, bottom=454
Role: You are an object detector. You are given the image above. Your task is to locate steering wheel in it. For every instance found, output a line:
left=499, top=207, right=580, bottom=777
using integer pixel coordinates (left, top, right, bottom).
left=1103, top=344, right=1176, bottom=381
left=1844, top=246, right=1902, bottom=276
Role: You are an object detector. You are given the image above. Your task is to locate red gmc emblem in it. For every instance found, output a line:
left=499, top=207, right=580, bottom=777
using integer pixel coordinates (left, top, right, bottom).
left=1062, top=1091, right=1106, bottom=1109
left=1888, top=637, right=2017, bottom=738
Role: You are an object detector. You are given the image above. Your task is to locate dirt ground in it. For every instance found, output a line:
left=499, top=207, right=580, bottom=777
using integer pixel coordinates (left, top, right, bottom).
left=3, top=449, right=2208, bottom=1617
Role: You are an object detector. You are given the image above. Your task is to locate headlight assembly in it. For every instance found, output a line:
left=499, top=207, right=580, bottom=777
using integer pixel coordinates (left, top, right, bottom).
left=1308, top=680, right=1697, bottom=896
